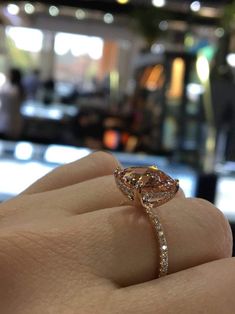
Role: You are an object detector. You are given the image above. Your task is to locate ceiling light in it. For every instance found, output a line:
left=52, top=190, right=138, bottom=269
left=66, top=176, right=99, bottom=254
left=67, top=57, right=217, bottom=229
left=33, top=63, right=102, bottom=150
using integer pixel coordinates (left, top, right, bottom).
left=151, top=44, right=165, bottom=54
left=24, top=3, right=35, bottom=14
left=190, top=1, right=201, bottom=12
left=75, top=9, right=86, bottom=19
left=116, top=0, right=130, bottom=4
left=152, top=0, right=166, bottom=8
left=103, top=13, right=114, bottom=24
left=215, top=27, right=224, bottom=38
left=159, top=20, right=168, bottom=31
left=49, top=6, right=59, bottom=17
left=7, top=4, right=20, bottom=15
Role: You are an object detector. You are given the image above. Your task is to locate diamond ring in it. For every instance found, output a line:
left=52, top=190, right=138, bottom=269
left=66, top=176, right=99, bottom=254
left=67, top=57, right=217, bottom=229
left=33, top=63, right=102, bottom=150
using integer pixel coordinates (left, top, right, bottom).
left=114, top=166, right=179, bottom=277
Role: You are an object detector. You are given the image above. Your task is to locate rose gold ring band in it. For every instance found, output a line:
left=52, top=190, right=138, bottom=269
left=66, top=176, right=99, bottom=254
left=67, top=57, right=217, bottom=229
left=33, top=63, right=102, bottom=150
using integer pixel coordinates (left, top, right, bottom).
left=114, top=166, right=179, bottom=278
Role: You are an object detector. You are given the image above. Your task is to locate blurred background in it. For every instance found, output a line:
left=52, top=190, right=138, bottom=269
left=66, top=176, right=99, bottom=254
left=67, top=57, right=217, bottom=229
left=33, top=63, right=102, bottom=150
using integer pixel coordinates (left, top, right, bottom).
left=0, top=0, right=234, bottom=250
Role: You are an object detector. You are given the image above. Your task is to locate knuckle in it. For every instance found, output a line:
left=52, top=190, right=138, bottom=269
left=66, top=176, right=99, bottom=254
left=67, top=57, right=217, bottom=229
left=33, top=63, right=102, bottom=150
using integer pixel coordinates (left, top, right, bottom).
left=90, top=151, right=120, bottom=172
left=189, top=198, right=233, bottom=258
left=0, top=196, right=23, bottom=217
left=228, top=257, right=235, bottom=269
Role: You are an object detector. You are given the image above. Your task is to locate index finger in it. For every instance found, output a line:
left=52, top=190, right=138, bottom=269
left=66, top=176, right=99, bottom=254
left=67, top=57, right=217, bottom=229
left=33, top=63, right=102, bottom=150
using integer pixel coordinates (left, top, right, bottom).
left=21, top=151, right=120, bottom=195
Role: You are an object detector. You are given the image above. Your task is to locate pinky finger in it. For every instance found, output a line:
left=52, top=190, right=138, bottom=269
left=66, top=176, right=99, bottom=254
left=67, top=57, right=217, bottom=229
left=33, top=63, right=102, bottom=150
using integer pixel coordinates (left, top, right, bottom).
left=110, top=257, right=235, bottom=314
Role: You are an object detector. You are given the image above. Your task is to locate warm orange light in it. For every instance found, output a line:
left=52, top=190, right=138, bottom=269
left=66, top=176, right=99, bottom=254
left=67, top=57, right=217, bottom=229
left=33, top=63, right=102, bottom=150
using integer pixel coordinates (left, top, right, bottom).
left=141, top=65, right=164, bottom=91
left=167, top=58, right=185, bottom=99
left=140, top=67, right=152, bottom=87
left=103, top=130, right=119, bottom=150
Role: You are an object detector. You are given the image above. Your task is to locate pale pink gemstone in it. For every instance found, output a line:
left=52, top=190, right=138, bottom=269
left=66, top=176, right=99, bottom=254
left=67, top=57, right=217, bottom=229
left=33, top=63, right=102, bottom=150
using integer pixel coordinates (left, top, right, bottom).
left=114, top=166, right=179, bottom=208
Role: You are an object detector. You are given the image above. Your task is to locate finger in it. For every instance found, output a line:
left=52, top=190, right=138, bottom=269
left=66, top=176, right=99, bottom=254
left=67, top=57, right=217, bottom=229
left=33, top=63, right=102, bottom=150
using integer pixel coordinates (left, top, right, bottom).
left=66, top=198, right=232, bottom=286
left=23, top=174, right=184, bottom=215
left=110, top=258, right=235, bottom=314
left=21, top=151, right=120, bottom=195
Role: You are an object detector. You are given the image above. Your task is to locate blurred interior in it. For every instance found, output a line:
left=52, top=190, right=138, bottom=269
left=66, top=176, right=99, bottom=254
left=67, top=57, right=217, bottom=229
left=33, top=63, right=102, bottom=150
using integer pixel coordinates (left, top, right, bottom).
left=0, top=0, right=235, bottom=252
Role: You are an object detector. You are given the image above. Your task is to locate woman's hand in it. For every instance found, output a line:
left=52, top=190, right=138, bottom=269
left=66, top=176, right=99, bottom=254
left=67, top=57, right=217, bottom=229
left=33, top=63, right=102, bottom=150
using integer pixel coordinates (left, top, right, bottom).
left=0, top=152, right=233, bottom=314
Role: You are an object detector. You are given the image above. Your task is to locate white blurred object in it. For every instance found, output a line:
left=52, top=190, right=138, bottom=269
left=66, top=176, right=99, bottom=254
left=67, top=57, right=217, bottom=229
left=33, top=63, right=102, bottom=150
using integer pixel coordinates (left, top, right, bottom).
left=14, top=142, right=34, bottom=160
left=49, top=6, right=59, bottom=16
left=190, top=1, right=201, bottom=12
left=177, top=175, right=196, bottom=198
left=6, top=27, right=43, bottom=53
left=21, top=101, right=78, bottom=120
left=7, top=4, right=20, bottom=15
left=152, top=0, right=166, bottom=7
left=24, top=3, right=35, bottom=14
left=75, top=9, right=86, bottom=19
left=215, top=176, right=235, bottom=221
left=0, top=73, right=6, bottom=88
left=103, top=13, right=114, bottom=24
left=226, top=53, right=235, bottom=67
left=0, top=160, right=53, bottom=195
left=44, top=145, right=91, bottom=164
left=54, top=32, right=103, bottom=60
left=186, top=83, right=204, bottom=101
left=196, top=55, right=210, bottom=83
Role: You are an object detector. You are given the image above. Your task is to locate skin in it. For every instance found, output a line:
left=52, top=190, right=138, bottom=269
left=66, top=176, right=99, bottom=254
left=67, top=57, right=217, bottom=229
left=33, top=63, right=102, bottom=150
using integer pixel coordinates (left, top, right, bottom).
left=0, top=151, right=233, bottom=314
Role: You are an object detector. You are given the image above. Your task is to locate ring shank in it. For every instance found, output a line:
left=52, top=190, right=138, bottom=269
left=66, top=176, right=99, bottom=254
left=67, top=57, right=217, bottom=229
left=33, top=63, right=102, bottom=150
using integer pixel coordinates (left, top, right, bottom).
left=145, top=207, right=168, bottom=277
left=114, top=166, right=175, bottom=278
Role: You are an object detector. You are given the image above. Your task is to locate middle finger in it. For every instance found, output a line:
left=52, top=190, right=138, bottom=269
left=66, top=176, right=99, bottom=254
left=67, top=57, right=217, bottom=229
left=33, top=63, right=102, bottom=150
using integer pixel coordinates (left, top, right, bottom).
left=23, top=174, right=184, bottom=215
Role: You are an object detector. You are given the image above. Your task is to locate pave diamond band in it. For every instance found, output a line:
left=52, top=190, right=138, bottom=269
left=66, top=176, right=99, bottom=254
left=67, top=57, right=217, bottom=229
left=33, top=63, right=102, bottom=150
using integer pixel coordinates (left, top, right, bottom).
left=145, top=207, right=169, bottom=277
left=114, top=166, right=179, bottom=278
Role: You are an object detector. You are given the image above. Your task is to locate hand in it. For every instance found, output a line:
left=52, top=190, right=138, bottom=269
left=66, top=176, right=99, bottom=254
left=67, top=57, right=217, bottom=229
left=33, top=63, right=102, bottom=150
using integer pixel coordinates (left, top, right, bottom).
left=0, top=152, right=233, bottom=314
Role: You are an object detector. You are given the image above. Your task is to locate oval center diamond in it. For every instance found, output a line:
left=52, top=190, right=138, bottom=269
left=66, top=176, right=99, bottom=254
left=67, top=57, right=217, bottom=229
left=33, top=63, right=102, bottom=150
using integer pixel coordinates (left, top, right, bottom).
left=114, top=166, right=179, bottom=208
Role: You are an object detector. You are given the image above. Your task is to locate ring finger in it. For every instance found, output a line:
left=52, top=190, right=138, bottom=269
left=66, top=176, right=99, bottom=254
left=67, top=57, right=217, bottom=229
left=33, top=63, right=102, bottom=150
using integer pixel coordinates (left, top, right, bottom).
left=63, top=197, right=232, bottom=286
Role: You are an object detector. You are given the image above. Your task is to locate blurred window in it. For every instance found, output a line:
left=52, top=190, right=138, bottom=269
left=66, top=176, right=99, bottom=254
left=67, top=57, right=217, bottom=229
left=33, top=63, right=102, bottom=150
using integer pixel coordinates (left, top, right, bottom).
left=54, top=32, right=103, bottom=59
left=6, top=27, right=43, bottom=52
left=54, top=32, right=104, bottom=84
left=5, top=26, right=43, bottom=69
